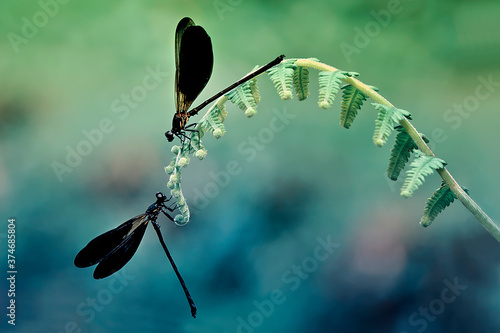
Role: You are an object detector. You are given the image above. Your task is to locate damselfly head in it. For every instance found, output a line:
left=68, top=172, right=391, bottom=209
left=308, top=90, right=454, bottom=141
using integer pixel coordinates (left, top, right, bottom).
left=156, top=192, right=167, bottom=202
left=165, top=131, right=175, bottom=142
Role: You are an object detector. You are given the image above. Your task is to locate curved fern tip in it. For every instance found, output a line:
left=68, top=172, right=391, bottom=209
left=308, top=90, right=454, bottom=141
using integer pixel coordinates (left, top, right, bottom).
left=178, top=157, right=189, bottom=167
left=374, top=139, right=385, bottom=147
left=318, top=101, right=330, bottom=109
left=195, top=149, right=207, bottom=159
left=420, top=217, right=431, bottom=227
left=213, top=128, right=225, bottom=139
left=281, top=90, right=293, bottom=100
left=401, top=190, right=412, bottom=198
left=171, top=145, right=180, bottom=154
left=245, top=108, right=258, bottom=118
left=179, top=204, right=189, bottom=214
left=174, top=214, right=189, bottom=226
left=165, top=165, right=175, bottom=174
left=169, top=173, right=180, bottom=183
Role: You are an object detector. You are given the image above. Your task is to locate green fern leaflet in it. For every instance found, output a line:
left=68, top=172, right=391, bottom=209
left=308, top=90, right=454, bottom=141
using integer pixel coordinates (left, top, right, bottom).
left=339, top=84, right=375, bottom=129
left=401, top=151, right=446, bottom=198
left=226, top=77, right=259, bottom=117
left=318, top=70, right=346, bottom=109
left=293, top=63, right=313, bottom=101
left=372, top=103, right=411, bottom=147
left=420, top=182, right=469, bottom=227
left=387, top=126, right=429, bottom=181
left=267, top=60, right=296, bottom=100
left=250, top=76, right=260, bottom=105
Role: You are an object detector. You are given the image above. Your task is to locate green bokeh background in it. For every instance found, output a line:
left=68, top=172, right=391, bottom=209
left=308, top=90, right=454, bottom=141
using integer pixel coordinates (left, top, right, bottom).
left=2, top=0, right=500, bottom=332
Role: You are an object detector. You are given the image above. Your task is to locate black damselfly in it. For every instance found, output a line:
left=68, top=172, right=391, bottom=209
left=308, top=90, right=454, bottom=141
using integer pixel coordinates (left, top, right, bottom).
left=165, top=17, right=284, bottom=143
left=74, top=192, right=197, bottom=318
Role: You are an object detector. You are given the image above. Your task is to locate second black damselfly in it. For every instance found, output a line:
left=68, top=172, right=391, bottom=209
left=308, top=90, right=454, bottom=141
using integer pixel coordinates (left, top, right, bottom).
left=165, top=17, right=284, bottom=143
left=74, top=192, right=197, bottom=318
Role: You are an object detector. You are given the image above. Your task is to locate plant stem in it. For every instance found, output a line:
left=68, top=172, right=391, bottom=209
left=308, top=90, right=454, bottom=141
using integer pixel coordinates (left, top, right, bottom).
left=295, top=58, right=500, bottom=242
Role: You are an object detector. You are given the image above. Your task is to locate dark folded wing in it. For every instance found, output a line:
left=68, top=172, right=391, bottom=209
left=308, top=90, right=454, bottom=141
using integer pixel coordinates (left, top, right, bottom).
left=74, top=214, right=149, bottom=279
left=175, top=17, right=213, bottom=114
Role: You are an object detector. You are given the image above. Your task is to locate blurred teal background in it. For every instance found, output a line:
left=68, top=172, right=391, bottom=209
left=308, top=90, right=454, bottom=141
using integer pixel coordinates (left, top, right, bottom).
left=2, top=0, right=500, bottom=332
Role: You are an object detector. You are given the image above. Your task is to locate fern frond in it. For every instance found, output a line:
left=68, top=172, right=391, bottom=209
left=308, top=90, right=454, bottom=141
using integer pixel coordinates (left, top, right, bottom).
left=372, top=103, right=411, bottom=147
left=250, top=76, right=260, bottom=104
left=226, top=77, right=259, bottom=117
left=387, top=126, right=429, bottom=181
left=197, top=102, right=228, bottom=139
left=267, top=60, right=296, bottom=100
left=166, top=94, right=233, bottom=221
left=318, top=70, right=346, bottom=109
left=420, top=182, right=469, bottom=227
left=293, top=62, right=313, bottom=101
left=339, top=84, right=376, bottom=128
left=401, top=151, right=446, bottom=198
left=179, top=97, right=228, bottom=157
left=165, top=146, right=191, bottom=225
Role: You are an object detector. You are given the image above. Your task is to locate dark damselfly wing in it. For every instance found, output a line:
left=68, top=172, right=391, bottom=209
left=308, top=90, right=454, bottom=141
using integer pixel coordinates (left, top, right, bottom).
left=74, top=214, right=149, bottom=279
left=175, top=17, right=213, bottom=114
